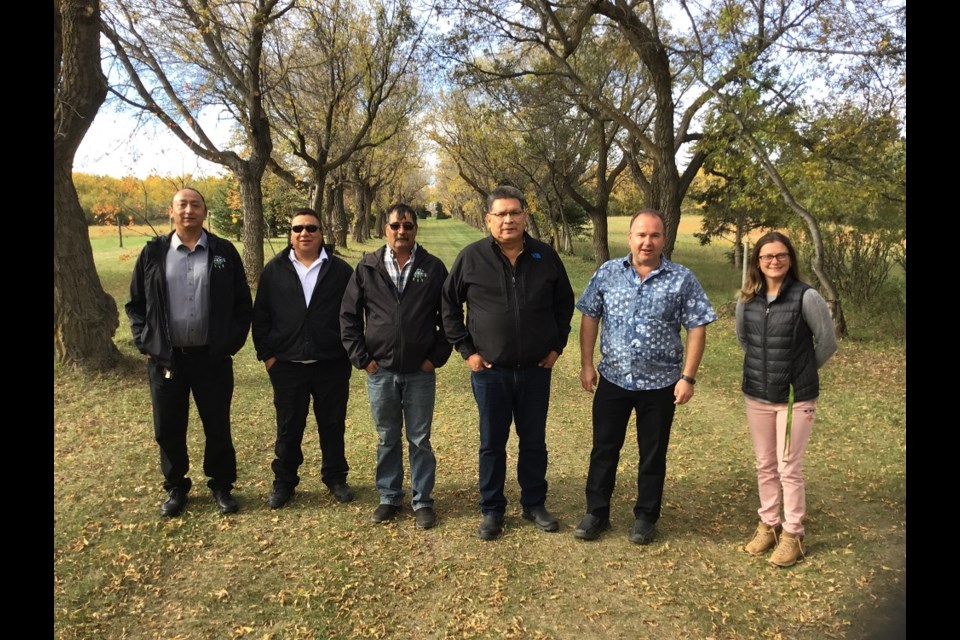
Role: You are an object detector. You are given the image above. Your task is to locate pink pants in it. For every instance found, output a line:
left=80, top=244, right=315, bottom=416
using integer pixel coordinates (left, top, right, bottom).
left=744, top=396, right=817, bottom=536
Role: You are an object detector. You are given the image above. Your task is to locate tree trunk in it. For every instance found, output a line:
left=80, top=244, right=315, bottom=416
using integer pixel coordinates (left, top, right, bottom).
left=332, top=182, right=349, bottom=249
left=733, top=220, right=744, bottom=270
left=589, top=211, right=610, bottom=265
left=526, top=212, right=541, bottom=239
left=560, top=214, right=574, bottom=255
left=54, top=0, right=120, bottom=370
left=238, top=169, right=265, bottom=286
left=651, top=161, right=682, bottom=259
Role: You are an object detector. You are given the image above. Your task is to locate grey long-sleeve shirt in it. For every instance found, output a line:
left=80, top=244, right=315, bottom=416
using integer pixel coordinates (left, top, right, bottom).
left=735, top=288, right=838, bottom=368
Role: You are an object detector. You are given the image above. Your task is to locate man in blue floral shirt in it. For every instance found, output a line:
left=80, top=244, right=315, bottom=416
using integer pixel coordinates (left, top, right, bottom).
left=573, top=209, right=716, bottom=544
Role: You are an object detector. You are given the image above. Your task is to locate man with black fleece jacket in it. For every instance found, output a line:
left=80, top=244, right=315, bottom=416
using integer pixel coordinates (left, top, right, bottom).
left=441, top=186, right=575, bottom=541
left=340, top=204, right=452, bottom=530
left=252, top=208, right=354, bottom=509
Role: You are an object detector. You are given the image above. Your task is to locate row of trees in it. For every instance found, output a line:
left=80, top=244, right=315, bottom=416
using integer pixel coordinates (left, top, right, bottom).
left=54, top=0, right=904, bottom=370
left=427, top=0, right=906, bottom=337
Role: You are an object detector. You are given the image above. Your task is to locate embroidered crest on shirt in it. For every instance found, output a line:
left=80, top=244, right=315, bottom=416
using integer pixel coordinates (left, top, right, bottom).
left=412, top=267, right=427, bottom=282
left=213, top=255, right=227, bottom=269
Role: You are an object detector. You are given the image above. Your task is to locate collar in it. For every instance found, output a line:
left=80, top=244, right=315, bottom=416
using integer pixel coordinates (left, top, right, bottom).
left=171, top=229, right=208, bottom=250
left=289, top=245, right=328, bottom=266
left=623, top=253, right=671, bottom=274
left=386, top=242, right=418, bottom=263
left=489, top=232, right=529, bottom=253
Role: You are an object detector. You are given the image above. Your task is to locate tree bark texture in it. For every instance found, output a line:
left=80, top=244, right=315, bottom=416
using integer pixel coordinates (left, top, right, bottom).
left=238, top=169, right=266, bottom=287
left=54, top=0, right=120, bottom=369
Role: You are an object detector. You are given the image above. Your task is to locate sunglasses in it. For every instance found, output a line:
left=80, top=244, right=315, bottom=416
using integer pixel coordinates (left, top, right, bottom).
left=291, top=224, right=320, bottom=234
left=388, top=222, right=416, bottom=231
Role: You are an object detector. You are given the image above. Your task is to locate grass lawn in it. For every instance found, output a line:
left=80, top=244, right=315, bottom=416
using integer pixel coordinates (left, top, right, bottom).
left=56, top=217, right=906, bottom=639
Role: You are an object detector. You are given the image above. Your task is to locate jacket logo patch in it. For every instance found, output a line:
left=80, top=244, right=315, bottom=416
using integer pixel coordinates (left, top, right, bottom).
left=412, top=268, right=427, bottom=282
left=213, top=255, right=227, bottom=269
left=531, top=252, right=542, bottom=260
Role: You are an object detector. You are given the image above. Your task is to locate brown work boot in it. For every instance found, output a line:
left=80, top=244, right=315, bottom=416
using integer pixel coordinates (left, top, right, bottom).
left=744, top=521, right=781, bottom=555
left=769, top=531, right=805, bottom=567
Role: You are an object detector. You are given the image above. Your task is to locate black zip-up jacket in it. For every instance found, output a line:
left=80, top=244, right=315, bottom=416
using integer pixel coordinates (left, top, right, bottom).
left=125, top=231, right=252, bottom=370
left=741, top=277, right=819, bottom=402
left=441, top=233, right=574, bottom=367
left=252, top=245, right=353, bottom=363
left=340, top=245, right=452, bottom=373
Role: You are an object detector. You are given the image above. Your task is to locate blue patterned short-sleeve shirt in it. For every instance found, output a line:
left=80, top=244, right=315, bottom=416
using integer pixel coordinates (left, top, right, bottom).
left=576, top=255, right=717, bottom=391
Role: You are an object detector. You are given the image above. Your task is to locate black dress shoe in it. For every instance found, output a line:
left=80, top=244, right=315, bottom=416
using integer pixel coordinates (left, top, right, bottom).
left=573, top=514, right=611, bottom=540
left=330, top=483, right=355, bottom=503
left=414, top=507, right=437, bottom=530
left=213, top=489, right=239, bottom=514
left=161, top=487, right=188, bottom=518
left=522, top=505, right=559, bottom=532
left=268, top=487, right=294, bottom=510
left=371, top=503, right=401, bottom=523
left=629, top=518, right=656, bottom=545
left=476, top=513, right=505, bottom=540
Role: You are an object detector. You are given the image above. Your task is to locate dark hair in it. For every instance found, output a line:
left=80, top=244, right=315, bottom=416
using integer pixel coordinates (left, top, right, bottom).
left=173, top=187, right=207, bottom=208
left=387, top=203, right=417, bottom=224
left=629, top=208, right=666, bottom=231
left=486, top=185, right=527, bottom=212
left=291, top=208, right=322, bottom=225
left=740, top=231, right=803, bottom=301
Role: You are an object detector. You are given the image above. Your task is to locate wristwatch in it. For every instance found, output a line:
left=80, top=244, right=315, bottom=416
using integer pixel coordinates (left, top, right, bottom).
left=679, top=374, right=696, bottom=385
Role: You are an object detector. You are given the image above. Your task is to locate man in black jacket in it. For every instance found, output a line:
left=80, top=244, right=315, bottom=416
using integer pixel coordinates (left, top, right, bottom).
left=442, top=186, right=575, bottom=540
left=340, top=204, right=452, bottom=529
left=252, top=208, right=354, bottom=509
left=126, top=187, right=252, bottom=517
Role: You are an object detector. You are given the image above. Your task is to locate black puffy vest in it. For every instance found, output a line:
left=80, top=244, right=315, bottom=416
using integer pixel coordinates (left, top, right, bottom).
left=741, top=278, right=819, bottom=402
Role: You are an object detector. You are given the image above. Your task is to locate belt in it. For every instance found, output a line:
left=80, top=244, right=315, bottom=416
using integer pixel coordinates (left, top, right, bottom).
left=172, top=345, right=209, bottom=355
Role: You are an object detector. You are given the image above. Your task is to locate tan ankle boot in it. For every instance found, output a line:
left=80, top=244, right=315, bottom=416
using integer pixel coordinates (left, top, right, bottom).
left=745, top=521, right=781, bottom=555
left=769, top=531, right=804, bottom=567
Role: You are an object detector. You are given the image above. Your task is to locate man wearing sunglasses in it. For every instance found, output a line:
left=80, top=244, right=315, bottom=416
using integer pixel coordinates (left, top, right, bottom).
left=252, top=208, right=355, bottom=509
left=340, top=204, right=452, bottom=530
left=442, top=185, right=575, bottom=540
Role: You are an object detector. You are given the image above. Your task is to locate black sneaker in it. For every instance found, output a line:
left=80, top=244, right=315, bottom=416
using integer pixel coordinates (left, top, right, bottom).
left=476, top=514, right=505, bottom=540
left=629, top=518, right=656, bottom=545
left=329, top=483, right=355, bottom=503
left=371, top=503, right=401, bottom=523
left=573, top=514, right=611, bottom=540
left=414, top=507, right=437, bottom=530
left=521, top=505, right=560, bottom=532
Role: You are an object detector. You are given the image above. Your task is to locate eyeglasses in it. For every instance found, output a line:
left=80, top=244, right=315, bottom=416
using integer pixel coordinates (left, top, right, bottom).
left=489, top=210, right=524, bottom=219
left=291, top=224, right=320, bottom=234
left=388, top=222, right=416, bottom=231
left=758, top=253, right=790, bottom=264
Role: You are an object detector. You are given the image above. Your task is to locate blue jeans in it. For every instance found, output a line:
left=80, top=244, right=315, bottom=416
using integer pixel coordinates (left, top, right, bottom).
left=470, top=365, right=552, bottom=515
left=367, top=368, right=437, bottom=510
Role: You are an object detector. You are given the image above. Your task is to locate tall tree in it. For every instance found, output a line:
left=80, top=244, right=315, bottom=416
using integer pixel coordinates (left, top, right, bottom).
left=265, top=0, right=424, bottom=247
left=55, top=0, right=121, bottom=369
left=102, top=0, right=294, bottom=284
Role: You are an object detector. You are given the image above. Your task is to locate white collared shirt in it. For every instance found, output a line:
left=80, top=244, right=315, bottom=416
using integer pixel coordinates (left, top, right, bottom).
left=289, top=246, right=328, bottom=307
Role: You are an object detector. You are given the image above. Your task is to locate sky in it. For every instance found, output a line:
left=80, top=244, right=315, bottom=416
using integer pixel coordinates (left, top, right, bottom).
left=74, top=106, right=231, bottom=179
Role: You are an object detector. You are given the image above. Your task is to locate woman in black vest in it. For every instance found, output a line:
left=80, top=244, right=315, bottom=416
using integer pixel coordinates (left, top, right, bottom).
left=736, top=232, right=837, bottom=567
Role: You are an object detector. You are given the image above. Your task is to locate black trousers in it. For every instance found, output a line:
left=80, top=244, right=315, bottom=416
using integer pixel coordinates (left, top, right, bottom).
left=584, top=376, right=676, bottom=523
left=268, top=358, right=351, bottom=491
left=148, top=350, right=237, bottom=492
